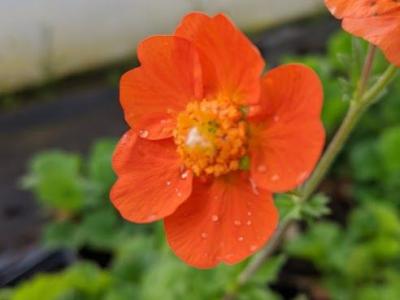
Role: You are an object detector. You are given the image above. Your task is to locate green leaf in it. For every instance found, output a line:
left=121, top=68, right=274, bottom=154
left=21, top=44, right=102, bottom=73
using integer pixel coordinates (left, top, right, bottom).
left=275, top=194, right=300, bottom=220
left=21, top=151, right=86, bottom=213
left=350, top=140, right=384, bottom=182
left=300, top=194, right=331, bottom=221
left=88, top=138, right=117, bottom=193
left=378, top=126, right=400, bottom=174
left=42, top=220, right=82, bottom=249
left=79, top=208, right=122, bottom=250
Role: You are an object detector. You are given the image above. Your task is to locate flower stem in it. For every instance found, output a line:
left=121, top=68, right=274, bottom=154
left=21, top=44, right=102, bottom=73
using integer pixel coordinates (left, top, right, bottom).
left=354, top=44, right=376, bottom=101
left=224, top=49, right=398, bottom=299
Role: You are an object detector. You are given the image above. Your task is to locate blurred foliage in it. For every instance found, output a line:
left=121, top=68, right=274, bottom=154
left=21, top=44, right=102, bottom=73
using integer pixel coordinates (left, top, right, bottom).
left=2, top=30, right=400, bottom=300
left=286, top=202, right=400, bottom=300
left=282, top=31, right=400, bottom=300
left=20, top=139, right=142, bottom=251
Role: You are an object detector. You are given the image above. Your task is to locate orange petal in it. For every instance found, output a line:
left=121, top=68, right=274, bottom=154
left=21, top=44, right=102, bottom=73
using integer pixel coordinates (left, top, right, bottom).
left=325, top=0, right=400, bottom=18
left=342, top=13, right=400, bottom=67
left=134, top=112, right=177, bottom=140
left=120, top=36, right=203, bottom=139
left=175, top=12, right=211, bottom=40
left=164, top=174, right=278, bottom=268
left=249, top=64, right=325, bottom=193
left=110, top=130, right=193, bottom=223
left=176, top=13, right=264, bottom=105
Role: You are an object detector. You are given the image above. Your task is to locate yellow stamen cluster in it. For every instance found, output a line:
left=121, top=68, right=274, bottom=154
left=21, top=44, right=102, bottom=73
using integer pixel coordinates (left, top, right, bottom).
left=174, top=99, right=248, bottom=177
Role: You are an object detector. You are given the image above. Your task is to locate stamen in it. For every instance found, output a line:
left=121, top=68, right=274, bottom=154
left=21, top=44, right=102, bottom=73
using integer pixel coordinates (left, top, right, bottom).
left=174, top=99, right=248, bottom=177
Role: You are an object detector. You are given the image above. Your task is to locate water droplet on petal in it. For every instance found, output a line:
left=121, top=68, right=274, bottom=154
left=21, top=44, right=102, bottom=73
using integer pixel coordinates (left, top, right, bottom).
left=234, top=220, right=241, bottom=226
left=273, top=115, right=280, bottom=122
left=147, top=214, right=158, bottom=222
left=211, top=215, right=219, bottom=222
left=247, top=211, right=252, bottom=216
left=180, top=169, right=190, bottom=179
left=249, top=178, right=259, bottom=195
left=175, top=188, right=182, bottom=197
left=246, top=220, right=252, bottom=226
left=238, top=236, right=244, bottom=242
left=139, top=129, right=149, bottom=138
left=166, top=181, right=171, bottom=186
left=201, top=232, right=208, bottom=239
left=257, top=165, right=267, bottom=173
left=250, top=245, right=257, bottom=251
left=271, top=174, right=280, bottom=182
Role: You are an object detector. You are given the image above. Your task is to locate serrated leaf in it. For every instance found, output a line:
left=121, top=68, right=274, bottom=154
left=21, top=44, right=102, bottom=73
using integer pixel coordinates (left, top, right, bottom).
left=300, top=194, right=331, bottom=221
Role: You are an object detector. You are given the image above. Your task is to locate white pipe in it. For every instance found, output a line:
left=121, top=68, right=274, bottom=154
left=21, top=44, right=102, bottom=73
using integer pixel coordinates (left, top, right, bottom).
left=0, top=0, right=323, bottom=93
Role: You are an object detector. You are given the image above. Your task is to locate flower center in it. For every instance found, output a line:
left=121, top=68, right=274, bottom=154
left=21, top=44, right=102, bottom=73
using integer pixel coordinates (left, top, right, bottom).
left=174, top=99, right=248, bottom=177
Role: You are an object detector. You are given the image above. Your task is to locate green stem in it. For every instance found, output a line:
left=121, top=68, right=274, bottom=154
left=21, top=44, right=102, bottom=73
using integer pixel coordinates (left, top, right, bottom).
left=354, top=45, right=376, bottom=101
left=362, top=64, right=398, bottom=106
left=301, top=101, right=364, bottom=200
left=303, top=63, right=397, bottom=201
left=224, top=55, right=398, bottom=299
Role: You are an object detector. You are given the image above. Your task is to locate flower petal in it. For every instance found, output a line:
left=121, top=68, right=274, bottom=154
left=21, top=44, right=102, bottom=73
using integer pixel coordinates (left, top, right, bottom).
left=110, top=130, right=193, bottom=223
left=249, top=64, right=325, bottom=193
left=120, top=36, right=203, bottom=139
left=165, top=174, right=278, bottom=268
left=325, top=0, right=400, bottom=18
left=175, top=12, right=211, bottom=41
left=176, top=13, right=264, bottom=105
left=342, top=13, right=400, bottom=67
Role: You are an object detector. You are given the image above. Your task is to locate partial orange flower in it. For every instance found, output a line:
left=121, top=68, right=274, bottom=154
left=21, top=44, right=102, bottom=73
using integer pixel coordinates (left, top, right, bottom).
left=325, top=0, right=400, bottom=67
left=110, top=12, right=325, bottom=268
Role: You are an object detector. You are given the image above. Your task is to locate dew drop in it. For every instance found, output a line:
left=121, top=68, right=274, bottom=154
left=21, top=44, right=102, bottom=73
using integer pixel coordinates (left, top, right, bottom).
left=175, top=188, right=182, bottom=197
left=201, top=232, right=208, bottom=239
left=238, top=236, right=244, bottom=242
left=160, top=119, right=169, bottom=125
left=166, top=181, right=171, bottom=186
left=273, top=115, right=280, bottom=122
left=139, top=129, right=149, bottom=138
left=234, top=220, right=241, bottom=226
left=257, top=165, right=267, bottom=173
left=249, top=178, right=259, bottom=196
left=181, top=169, right=190, bottom=179
left=147, top=214, right=158, bottom=221
left=211, top=215, right=219, bottom=222
left=247, top=211, right=252, bottom=216
left=250, top=245, right=257, bottom=251
left=271, top=174, right=280, bottom=182
left=246, top=220, right=252, bottom=226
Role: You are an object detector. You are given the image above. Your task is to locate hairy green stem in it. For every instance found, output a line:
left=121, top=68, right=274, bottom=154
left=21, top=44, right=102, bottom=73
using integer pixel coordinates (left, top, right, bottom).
left=224, top=53, right=398, bottom=300
left=354, top=44, right=376, bottom=101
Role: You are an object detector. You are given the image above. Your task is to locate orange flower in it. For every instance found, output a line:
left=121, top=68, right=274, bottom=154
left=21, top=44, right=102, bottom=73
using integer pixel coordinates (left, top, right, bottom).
left=325, top=0, right=400, bottom=67
left=110, top=13, right=325, bottom=268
